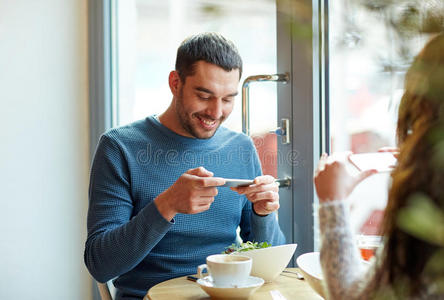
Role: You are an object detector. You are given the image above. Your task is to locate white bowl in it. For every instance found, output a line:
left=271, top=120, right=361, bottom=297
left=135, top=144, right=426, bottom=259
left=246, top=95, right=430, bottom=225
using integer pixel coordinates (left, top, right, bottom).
left=296, top=252, right=325, bottom=298
left=297, top=251, right=371, bottom=298
left=233, top=244, right=297, bottom=282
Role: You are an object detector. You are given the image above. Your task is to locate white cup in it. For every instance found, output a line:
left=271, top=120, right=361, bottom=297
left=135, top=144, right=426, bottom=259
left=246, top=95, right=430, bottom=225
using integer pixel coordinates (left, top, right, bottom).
left=197, top=254, right=252, bottom=287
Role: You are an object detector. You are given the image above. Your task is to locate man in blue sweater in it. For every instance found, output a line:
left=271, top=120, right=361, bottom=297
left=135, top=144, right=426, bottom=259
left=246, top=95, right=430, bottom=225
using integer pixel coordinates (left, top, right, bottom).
left=85, top=32, right=285, bottom=300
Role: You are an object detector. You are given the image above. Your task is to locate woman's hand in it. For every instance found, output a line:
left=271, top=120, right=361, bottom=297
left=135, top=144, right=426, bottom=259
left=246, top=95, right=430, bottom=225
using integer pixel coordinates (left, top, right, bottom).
left=378, top=146, right=400, bottom=159
left=314, top=153, right=377, bottom=203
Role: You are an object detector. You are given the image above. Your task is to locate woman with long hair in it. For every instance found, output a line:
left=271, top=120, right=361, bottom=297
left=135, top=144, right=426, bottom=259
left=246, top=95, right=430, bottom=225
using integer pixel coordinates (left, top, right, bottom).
left=314, top=32, right=444, bottom=299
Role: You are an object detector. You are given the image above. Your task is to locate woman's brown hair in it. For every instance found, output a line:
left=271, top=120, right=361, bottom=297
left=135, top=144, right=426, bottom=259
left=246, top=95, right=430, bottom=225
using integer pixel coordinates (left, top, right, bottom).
left=373, top=32, right=444, bottom=297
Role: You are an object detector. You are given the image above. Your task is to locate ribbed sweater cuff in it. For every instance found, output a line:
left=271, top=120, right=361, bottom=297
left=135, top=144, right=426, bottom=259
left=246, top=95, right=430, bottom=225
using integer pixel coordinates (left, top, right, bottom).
left=251, top=210, right=277, bottom=227
left=139, top=201, right=174, bottom=235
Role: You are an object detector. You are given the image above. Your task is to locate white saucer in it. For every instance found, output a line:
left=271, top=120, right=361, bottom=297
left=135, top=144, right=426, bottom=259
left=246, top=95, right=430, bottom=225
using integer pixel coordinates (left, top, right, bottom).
left=197, top=276, right=264, bottom=299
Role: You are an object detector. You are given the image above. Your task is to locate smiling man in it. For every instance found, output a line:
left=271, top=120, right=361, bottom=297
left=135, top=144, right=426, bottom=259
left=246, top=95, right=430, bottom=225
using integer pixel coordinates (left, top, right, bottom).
left=84, top=33, right=285, bottom=300
left=163, top=60, right=239, bottom=139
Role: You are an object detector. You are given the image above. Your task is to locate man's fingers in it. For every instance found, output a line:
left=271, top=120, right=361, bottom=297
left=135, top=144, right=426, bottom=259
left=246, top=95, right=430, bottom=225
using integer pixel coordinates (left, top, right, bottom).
left=185, top=196, right=215, bottom=214
left=234, top=181, right=278, bottom=194
left=253, top=175, right=275, bottom=185
left=196, top=196, right=215, bottom=205
left=264, top=201, right=280, bottom=211
left=184, top=168, right=225, bottom=187
left=189, top=184, right=220, bottom=198
left=197, top=177, right=225, bottom=188
left=246, top=190, right=279, bottom=203
left=189, top=202, right=213, bottom=214
left=254, top=200, right=280, bottom=215
left=187, top=166, right=213, bottom=177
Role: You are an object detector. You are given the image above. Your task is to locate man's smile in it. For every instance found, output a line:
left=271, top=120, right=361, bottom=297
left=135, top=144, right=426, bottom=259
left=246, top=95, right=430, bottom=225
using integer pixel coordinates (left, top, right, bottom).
left=195, top=115, right=219, bottom=130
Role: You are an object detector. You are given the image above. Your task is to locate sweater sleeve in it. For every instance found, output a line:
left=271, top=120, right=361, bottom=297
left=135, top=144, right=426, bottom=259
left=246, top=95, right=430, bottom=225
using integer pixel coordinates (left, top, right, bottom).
left=84, top=134, right=173, bottom=283
left=251, top=209, right=285, bottom=245
left=318, top=200, right=368, bottom=299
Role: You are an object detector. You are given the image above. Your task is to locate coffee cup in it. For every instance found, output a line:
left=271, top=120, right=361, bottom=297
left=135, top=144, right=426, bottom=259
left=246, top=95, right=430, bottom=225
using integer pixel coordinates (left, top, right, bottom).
left=197, top=254, right=252, bottom=287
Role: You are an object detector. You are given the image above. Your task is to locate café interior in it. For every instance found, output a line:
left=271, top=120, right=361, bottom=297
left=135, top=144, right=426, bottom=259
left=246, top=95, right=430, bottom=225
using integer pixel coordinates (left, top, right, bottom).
left=2, top=0, right=443, bottom=299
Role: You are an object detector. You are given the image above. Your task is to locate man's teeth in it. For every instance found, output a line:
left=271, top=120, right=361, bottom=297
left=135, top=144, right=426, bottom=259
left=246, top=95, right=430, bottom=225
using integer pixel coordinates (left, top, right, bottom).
left=201, top=118, right=215, bottom=126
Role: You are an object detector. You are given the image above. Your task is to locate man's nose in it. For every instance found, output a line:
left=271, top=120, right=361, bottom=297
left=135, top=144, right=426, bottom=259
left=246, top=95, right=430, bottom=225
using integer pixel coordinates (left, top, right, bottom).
left=206, top=99, right=223, bottom=119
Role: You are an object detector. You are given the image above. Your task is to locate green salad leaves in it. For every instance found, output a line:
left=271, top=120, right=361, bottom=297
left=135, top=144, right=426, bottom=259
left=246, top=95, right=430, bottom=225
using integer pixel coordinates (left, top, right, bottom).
left=223, top=241, right=272, bottom=254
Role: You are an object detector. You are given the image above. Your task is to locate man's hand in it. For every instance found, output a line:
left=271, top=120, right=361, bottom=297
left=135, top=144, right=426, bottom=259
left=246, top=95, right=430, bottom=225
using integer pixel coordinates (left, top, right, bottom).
left=314, top=152, right=377, bottom=203
left=231, top=175, right=280, bottom=216
left=154, top=167, right=225, bottom=221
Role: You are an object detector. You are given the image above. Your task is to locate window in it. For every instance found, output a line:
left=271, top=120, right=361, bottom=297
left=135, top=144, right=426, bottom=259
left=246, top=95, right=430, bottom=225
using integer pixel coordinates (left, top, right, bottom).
left=114, top=0, right=277, bottom=136
left=328, top=1, right=428, bottom=235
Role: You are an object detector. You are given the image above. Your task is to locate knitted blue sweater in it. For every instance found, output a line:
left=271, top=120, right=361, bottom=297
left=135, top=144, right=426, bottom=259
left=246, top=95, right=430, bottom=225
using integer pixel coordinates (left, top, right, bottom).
left=84, top=116, right=285, bottom=299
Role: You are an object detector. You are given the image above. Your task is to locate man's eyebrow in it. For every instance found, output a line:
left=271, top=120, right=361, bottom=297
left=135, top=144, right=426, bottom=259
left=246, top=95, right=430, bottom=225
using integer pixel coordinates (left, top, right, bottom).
left=195, top=87, right=238, bottom=97
left=195, top=87, right=214, bottom=94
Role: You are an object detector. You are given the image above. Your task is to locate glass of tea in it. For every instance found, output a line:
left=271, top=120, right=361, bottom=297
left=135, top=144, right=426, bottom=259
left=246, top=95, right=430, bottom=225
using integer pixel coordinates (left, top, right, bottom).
left=356, top=235, right=382, bottom=261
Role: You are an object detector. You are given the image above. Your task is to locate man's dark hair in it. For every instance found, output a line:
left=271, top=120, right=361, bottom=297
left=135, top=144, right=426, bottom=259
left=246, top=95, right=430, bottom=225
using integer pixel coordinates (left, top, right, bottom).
left=175, top=32, right=243, bottom=82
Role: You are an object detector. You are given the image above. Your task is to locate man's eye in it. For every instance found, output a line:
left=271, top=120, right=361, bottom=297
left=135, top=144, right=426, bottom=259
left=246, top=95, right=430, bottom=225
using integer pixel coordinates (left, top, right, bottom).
left=223, top=98, right=234, bottom=103
left=198, top=95, right=210, bottom=100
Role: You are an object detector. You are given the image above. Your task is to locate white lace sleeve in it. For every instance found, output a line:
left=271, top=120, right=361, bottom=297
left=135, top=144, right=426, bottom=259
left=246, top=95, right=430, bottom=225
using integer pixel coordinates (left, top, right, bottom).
left=318, top=200, right=370, bottom=299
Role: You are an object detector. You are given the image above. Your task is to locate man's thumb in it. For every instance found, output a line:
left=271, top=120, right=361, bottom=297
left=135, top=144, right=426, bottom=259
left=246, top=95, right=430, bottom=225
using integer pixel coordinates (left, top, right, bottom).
left=187, top=166, right=213, bottom=177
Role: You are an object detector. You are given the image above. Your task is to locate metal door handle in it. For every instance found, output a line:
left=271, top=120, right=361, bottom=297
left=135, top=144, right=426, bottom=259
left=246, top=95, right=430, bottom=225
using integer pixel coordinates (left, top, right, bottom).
left=276, top=177, right=291, bottom=188
left=242, top=73, right=289, bottom=136
left=241, top=73, right=291, bottom=188
left=269, top=119, right=290, bottom=145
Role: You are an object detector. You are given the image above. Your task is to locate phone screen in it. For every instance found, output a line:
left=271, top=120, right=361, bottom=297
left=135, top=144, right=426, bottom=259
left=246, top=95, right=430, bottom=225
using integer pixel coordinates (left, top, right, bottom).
left=349, top=152, right=397, bottom=172
left=221, top=179, right=254, bottom=188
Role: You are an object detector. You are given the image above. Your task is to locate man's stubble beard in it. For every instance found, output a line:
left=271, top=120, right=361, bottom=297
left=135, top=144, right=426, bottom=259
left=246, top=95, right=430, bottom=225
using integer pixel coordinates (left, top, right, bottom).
left=175, top=88, right=224, bottom=139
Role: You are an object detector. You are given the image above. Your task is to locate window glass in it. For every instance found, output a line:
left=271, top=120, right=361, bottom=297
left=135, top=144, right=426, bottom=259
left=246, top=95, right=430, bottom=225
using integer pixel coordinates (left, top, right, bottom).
left=116, top=0, right=277, bottom=133
left=329, top=1, right=427, bottom=235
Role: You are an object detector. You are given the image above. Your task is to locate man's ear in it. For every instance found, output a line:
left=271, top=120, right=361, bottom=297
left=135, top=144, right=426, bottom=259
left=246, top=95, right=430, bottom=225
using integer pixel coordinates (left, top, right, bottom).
left=168, top=71, right=181, bottom=96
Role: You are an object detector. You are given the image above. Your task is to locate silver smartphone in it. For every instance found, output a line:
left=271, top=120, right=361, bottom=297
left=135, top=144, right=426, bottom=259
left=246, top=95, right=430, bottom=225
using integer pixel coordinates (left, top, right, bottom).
left=349, top=152, right=397, bottom=172
left=220, top=179, right=254, bottom=188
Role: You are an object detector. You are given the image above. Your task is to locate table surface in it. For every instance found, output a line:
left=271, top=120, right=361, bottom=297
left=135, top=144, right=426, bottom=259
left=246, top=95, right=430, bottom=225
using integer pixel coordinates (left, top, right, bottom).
left=145, top=268, right=323, bottom=300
